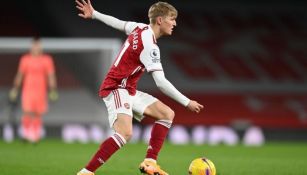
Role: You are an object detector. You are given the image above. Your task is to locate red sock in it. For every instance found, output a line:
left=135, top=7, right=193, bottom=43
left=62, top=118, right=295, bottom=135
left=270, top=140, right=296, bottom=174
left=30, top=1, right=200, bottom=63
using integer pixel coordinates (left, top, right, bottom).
left=86, top=133, right=126, bottom=172
left=146, top=120, right=172, bottom=160
left=21, top=115, right=31, bottom=140
left=32, top=116, right=42, bottom=142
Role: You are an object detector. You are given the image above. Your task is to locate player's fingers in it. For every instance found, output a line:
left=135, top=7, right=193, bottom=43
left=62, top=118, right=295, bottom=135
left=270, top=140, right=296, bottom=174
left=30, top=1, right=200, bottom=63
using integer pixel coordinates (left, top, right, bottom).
left=82, top=0, right=87, bottom=5
left=196, top=106, right=203, bottom=113
left=196, top=108, right=200, bottom=113
left=76, top=6, right=83, bottom=11
left=75, top=0, right=84, bottom=7
left=193, top=107, right=198, bottom=113
left=78, top=14, right=86, bottom=18
left=87, top=0, right=92, bottom=6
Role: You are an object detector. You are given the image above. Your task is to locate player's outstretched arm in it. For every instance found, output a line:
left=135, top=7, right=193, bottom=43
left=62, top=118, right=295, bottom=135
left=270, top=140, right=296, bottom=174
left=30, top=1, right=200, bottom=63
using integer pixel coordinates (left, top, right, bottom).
left=152, top=71, right=189, bottom=105
left=152, top=71, right=204, bottom=113
left=76, top=0, right=128, bottom=32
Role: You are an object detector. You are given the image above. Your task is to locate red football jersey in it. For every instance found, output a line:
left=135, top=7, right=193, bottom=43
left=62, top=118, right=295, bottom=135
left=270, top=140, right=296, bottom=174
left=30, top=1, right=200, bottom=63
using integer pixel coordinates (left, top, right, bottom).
left=99, top=22, right=163, bottom=97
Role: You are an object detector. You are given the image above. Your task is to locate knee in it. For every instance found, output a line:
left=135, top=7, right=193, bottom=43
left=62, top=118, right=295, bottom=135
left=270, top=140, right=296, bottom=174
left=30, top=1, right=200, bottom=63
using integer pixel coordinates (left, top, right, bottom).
left=164, top=108, right=175, bottom=121
left=119, top=129, right=133, bottom=142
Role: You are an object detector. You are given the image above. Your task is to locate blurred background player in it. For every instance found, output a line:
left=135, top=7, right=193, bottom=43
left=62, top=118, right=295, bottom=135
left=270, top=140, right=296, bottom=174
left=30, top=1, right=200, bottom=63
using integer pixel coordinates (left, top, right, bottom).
left=9, top=37, right=58, bottom=143
left=76, top=0, right=203, bottom=175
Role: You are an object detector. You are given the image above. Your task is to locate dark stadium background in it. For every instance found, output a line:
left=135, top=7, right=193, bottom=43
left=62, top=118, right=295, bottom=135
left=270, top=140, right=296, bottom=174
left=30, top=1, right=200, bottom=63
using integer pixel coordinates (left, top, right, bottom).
left=0, top=0, right=306, bottom=143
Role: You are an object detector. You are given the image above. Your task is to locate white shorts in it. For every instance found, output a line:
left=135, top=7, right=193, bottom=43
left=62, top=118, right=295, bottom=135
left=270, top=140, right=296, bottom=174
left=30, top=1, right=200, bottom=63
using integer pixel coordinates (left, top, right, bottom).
left=103, top=89, right=158, bottom=128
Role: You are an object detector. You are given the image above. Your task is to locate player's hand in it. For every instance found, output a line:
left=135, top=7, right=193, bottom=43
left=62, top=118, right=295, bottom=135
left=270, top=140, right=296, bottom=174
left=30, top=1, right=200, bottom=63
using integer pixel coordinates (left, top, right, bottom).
left=76, top=0, right=94, bottom=19
left=186, top=100, right=204, bottom=113
left=9, top=88, right=18, bottom=102
left=49, top=89, right=59, bottom=102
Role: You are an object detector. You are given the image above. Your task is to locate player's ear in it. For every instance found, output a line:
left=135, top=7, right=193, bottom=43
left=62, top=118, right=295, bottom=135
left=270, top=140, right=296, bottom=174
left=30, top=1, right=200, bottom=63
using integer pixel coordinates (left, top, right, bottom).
left=156, top=16, right=163, bottom=25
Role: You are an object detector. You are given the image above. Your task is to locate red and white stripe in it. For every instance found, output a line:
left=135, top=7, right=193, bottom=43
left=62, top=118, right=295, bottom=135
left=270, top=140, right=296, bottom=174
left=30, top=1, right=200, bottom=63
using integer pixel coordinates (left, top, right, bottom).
left=111, top=133, right=127, bottom=148
left=112, top=90, right=122, bottom=109
left=155, top=120, right=172, bottom=128
left=131, top=66, right=142, bottom=75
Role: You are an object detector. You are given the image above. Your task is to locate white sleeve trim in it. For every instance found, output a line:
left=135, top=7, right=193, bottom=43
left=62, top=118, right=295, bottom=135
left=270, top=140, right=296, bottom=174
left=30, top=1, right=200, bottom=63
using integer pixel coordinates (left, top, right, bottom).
left=92, top=10, right=127, bottom=32
left=152, top=71, right=190, bottom=107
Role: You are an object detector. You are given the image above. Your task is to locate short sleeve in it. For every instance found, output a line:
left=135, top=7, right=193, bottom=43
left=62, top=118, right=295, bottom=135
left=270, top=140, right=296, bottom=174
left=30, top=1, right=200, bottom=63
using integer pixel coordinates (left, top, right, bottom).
left=18, top=55, right=27, bottom=74
left=139, top=31, right=163, bottom=72
left=44, top=55, right=55, bottom=75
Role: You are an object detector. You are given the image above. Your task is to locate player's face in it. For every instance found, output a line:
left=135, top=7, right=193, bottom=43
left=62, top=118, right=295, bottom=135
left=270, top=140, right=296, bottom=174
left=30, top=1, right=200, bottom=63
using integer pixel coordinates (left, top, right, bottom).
left=31, top=40, right=42, bottom=56
left=161, top=14, right=177, bottom=36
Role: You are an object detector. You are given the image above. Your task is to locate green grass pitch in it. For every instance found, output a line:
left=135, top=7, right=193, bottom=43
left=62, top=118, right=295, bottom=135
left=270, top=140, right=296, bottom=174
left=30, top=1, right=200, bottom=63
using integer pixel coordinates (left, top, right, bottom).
left=1, top=139, right=307, bottom=175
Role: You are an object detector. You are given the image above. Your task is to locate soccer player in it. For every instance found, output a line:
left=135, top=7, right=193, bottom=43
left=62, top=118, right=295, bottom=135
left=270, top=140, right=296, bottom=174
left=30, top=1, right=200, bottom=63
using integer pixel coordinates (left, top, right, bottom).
left=9, top=37, right=58, bottom=143
left=76, top=0, right=204, bottom=175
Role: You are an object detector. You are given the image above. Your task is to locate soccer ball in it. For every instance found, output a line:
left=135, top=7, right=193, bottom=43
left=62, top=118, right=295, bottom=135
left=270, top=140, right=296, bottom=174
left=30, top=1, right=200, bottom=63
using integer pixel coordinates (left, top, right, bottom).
left=188, top=157, right=216, bottom=175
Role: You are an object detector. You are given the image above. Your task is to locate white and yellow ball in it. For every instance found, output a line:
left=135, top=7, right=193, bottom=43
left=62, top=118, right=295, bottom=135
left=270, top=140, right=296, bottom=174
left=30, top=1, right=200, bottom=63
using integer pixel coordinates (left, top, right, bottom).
left=188, top=157, right=216, bottom=175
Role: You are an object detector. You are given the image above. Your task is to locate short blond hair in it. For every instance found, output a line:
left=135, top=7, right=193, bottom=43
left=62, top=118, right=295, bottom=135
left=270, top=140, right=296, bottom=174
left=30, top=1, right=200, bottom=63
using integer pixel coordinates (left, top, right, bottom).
left=148, top=1, right=178, bottom=24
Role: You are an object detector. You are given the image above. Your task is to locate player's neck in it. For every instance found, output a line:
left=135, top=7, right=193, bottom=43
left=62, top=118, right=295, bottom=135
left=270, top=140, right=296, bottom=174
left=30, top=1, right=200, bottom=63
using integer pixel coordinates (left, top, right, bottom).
left=31, top=52, right=42, bottom=57
left=150, top=24, right=162, bottom=40
left=30, top=49, right=42, bottom=57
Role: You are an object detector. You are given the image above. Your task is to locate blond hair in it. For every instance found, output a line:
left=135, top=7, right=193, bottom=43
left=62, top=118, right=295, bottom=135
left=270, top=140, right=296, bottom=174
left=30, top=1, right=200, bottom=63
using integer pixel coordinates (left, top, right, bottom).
left=148, top=1, right=178, bottom=24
